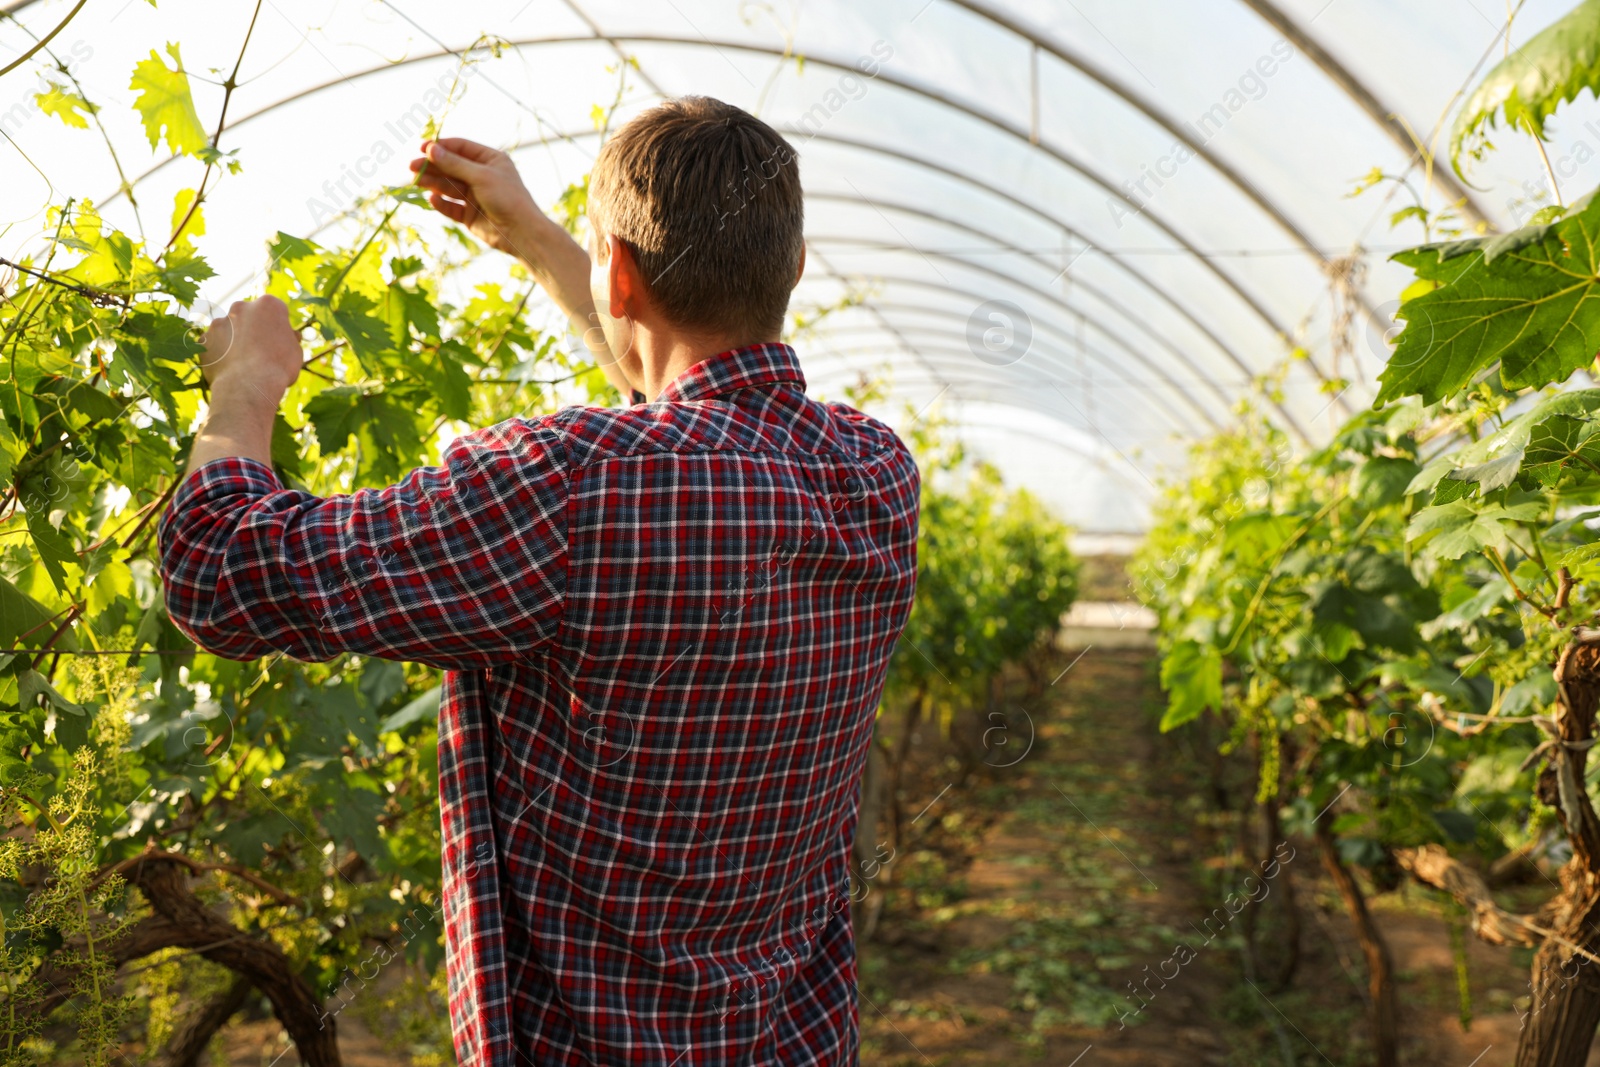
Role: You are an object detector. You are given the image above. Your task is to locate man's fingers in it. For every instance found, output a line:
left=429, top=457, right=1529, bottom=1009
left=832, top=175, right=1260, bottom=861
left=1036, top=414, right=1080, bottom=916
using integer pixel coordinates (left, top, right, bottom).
left=206, top=315, right=233, bottom=348
left=428, top=191, right=472, bottom=224
left=422, top=140, right=485, bottom=181
left=429, top=136, right=501, bottom=164
left=202, top=311, right=235, bottom=372
left=413, top=168, right=474, bottom=200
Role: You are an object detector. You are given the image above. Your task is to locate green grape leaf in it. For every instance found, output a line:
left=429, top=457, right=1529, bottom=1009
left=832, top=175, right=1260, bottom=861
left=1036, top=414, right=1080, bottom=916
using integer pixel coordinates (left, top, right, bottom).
left=18, top=669, right=84, bottom=718
left=1379, top=194, right=1600, bottom=405
left=1158, top=639, right=1221, bottom=732
left=210, top=812, right=285, bottom=868
left=1560, top=539, right=1600, bottom=578
left=1447, top=448, right=1526, bottom=494
left=266, top=231, right=324, bottom=293
left=270, top=413, right=305, bottom=481
left=313, top=776, right=386, bottom=856
left=129, top=601, right=166, bottom=660
left=25, top=510, right=78, bottom=594
left=1344, top=549, right=1420, bottom=596
left=1523, top=412, right=1600, bottom=484
left=34, top=84, right=95, bottom=129
left=358, top=659, right=408, bottom=710
left=380, top=684, right=440, bottom=734
left=1431, top=476, right=1478, bottom=506
left=1353, top=456, right=1422, bottom=507
left=0, top=576, right=72, bottom=650
left=1406, top=498, right=1545, bottom=560
left=129, top=43, right=208, bottom=157
left=327, top=292, right=399, bottom=371
left=1451, top=0, right=1600, bottom=175
left=1421, top=576, right=1511, bottom=638
left=1376, top=657, right=1485, bottom=711
left=0, top=417, right=19, bottom=487
left=111, top=308, right=202, bottom=423
left=49, top=700, right=92, bottom=752
left=303, top=384, right=372, bottom=455
left=158, top=250, right=216, bottom=306
left=1501, top=674, right=1558, bottom=716
left=304, top=383, right=421, bottom=479
left=1406, top=457, right=1454, bottom=496
left=1310, top=583, right=1416, bottom=652
left=431, top=354, right=473, bottom=422
left=386, top=284, right=441, bottom=346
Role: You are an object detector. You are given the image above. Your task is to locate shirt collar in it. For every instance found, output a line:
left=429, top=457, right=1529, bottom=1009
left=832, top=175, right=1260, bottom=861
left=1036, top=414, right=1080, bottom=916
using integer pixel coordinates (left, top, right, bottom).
left=654, top=343, right=806, bottom=404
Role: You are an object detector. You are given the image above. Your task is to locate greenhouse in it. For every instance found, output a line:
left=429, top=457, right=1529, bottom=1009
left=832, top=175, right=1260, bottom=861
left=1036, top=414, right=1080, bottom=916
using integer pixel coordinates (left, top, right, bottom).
left=3, top=0, right=1600, bottom=1063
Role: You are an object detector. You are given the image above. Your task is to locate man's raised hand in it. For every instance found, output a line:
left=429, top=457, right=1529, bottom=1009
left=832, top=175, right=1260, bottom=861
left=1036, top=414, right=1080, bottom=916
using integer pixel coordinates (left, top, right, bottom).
left=202, top=297, right=303, bottom=401
left=409, top=136, right=635, bottom=397
left=410, top=138, right=550, bottom=256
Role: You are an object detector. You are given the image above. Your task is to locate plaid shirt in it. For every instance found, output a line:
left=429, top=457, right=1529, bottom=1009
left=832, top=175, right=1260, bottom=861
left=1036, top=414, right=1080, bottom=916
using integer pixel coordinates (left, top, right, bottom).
left=159, top=343, right=921, bottom=1067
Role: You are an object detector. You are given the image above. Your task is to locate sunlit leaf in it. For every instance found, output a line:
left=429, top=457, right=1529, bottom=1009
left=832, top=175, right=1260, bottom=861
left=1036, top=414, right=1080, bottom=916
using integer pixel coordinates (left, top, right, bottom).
left=129, top=43, right=208, bottom=157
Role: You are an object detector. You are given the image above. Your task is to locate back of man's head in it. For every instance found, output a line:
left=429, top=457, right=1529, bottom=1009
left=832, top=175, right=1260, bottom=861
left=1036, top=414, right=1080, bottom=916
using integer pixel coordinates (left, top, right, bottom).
left=589, top=96, right=804, bottom=344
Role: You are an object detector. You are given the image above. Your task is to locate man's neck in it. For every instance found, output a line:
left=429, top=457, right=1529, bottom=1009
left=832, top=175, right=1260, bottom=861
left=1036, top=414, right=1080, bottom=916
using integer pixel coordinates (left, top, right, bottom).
left=634, top=325, right=776, bottom=400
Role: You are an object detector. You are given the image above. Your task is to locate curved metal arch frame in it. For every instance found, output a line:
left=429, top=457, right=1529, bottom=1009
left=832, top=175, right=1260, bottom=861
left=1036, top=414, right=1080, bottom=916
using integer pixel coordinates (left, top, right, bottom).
left=804, top=338, right=1200, bottom=444
left=801, top=235, right=1320, bottom=437
left=825, top=299, right=1260, bottom=390
left=805, top=354, right=1170, bottom=489
left=950, top=413, right=1160, bottom=502
left=105, top=34, right=1343, bottom=390
left=807, top=316, right=1209, bottom=436
left=803, top=244, right=950, bottom=390
left=941, top=0, right=1492, bottom=233
left=800, top=296, right=1218, bottom=433
left=804, top=191, right=1250, bottom=410
left=1232, top=0, right=1494, bottom=230
left=802, top=247, right=1252, bottom=433
left=808, top=360, right=1167, bottom=459
left=792, top=132, right=1267, bottom=386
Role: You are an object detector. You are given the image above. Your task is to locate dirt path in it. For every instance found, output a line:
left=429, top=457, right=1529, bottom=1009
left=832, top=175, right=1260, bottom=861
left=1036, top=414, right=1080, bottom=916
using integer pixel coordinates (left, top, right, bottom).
left=860, top=643, right=1547, bottom=1067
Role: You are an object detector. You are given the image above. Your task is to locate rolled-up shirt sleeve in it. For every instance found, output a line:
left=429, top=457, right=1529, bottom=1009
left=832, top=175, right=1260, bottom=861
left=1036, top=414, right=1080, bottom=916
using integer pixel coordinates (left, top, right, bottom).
left=157, top=418, right=569, bottom=671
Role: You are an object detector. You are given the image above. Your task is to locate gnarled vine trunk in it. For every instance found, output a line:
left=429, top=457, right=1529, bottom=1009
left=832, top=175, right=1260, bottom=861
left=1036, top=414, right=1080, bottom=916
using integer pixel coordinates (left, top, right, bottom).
left=164, top=974, right=253, bottom=1067
left=124, top=856, right=341, bottom=1067
left=851, top=724, right=890, bottom=940
left=1242, top=745, right=1300, bottom=992
left=1516, top=642, right=1600, bottom=1067
left=1316, top=814, right=1399, bottom=1067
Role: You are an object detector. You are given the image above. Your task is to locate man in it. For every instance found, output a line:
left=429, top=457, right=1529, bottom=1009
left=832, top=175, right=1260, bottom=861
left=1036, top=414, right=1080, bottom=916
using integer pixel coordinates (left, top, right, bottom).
left=158, top=96, right=920, bottom=1066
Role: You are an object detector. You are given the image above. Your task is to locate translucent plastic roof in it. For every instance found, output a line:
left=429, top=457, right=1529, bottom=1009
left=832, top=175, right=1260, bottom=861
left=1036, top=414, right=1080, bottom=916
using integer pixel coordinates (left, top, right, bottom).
left=3, top=0, right=1592, bottom=531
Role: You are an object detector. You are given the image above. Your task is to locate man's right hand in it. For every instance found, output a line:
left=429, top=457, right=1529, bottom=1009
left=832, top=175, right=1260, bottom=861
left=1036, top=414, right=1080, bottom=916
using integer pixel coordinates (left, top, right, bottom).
left=409, top=137, right=640, bottom=400
left=410, top=138, right=552, bottom=256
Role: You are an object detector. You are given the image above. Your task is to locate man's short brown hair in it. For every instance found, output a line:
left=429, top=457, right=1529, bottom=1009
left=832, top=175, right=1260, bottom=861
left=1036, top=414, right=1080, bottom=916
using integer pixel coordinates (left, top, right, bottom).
left=588, top=96, right=804, bottom=343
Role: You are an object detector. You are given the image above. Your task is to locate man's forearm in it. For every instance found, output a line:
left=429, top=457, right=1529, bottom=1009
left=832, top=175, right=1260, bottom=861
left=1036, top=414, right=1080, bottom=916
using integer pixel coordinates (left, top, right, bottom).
left=184, top=377, right=279, bottom=481
left=506, top=216, right=636, bottom=399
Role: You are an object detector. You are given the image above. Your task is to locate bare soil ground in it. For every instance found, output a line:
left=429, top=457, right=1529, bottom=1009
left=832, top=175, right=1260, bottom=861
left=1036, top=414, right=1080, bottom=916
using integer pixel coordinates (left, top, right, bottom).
left=859, top=641, right=1555, bottom=1067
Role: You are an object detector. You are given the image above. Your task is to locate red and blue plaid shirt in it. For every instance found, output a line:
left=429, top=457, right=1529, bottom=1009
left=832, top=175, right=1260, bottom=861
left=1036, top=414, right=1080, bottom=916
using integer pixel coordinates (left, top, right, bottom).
left=159, top=343, right=921, bottom=1067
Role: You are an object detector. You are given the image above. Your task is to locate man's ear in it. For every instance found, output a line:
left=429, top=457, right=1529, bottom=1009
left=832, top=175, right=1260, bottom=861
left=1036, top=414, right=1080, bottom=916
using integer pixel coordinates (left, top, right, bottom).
left=795, top=243, right=806, bottom=287
left=606, top=234, right=648, bottom=320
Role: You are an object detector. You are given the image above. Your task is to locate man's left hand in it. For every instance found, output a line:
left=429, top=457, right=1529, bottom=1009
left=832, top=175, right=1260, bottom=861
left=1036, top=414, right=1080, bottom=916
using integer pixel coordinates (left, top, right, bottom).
left=202, top=296, right=304, bottom=402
